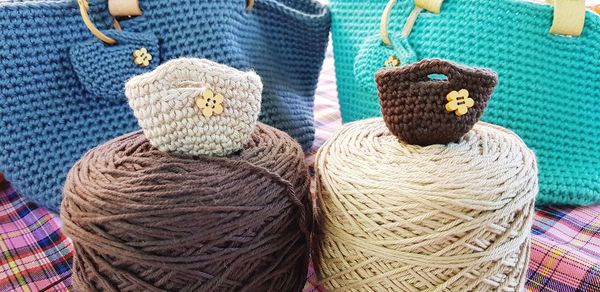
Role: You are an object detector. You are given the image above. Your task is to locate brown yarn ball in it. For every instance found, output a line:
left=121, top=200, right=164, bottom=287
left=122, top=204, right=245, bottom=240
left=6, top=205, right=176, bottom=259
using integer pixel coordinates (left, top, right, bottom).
left=376, top=59, right=498, bottom=146
left=61, top=123, right=311, bottom=292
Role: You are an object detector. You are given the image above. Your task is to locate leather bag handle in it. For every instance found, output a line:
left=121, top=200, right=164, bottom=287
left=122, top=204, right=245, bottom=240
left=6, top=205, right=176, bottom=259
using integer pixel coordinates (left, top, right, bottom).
left=381, top=0, right=587, bottom=48
left=108, top=0, right=142, bottom=17
left=547, top=0, right=586, bottom=36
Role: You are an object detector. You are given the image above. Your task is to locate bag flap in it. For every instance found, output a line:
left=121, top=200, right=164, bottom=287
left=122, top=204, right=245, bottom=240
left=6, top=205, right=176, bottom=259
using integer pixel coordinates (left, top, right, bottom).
left=70, top=30, right=160, bottom=102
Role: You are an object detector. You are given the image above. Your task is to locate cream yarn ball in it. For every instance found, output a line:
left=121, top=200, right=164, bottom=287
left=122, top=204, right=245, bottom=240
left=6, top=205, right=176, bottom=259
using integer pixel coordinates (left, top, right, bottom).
left=125, top=58, right=262, bottom=157
left=315, top=118, right=538, bottom=292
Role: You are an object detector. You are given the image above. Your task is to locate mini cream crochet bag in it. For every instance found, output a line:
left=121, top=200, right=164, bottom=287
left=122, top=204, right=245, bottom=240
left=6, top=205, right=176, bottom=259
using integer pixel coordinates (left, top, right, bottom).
left=126, top=58, right=263, bottom=157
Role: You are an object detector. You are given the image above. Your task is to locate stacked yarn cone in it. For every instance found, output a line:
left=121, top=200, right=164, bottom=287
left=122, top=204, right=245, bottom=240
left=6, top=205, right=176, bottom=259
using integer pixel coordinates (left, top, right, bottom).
left=315, top=60, right=538, bottom=291
left=61, top=59, right=311, bottom=292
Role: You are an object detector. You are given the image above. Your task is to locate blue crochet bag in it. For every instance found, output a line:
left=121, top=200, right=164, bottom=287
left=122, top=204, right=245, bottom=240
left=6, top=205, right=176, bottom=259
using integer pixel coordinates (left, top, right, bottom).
left=0, top=0, right=330, bottom=212
left=330, top=0, right=600, bottom=206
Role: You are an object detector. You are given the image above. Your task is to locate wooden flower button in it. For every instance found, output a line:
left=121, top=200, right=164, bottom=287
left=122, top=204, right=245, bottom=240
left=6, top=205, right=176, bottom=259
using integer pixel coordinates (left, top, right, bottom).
left=446, top=89, right=474, bottom=117
left=384, top=55, right=401, bottom=68
left=196, top=88, right=225, bottom=118
left=133, top=48, right=152, bottom=68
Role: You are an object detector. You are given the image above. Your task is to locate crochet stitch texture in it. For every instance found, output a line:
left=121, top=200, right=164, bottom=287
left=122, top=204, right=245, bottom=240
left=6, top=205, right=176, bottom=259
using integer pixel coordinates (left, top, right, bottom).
left=376, top=59, right=498, bottom=146
left=0, top=0, right=330, bottom=212
left=126, top=58, right=263, bottom=157
left=330, top=0, right=600, bottom=205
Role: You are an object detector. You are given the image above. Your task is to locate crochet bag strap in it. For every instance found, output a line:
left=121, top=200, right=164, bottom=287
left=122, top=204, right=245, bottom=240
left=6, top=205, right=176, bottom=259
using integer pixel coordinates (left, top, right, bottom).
left=381, top=0, right=586, bottom=47
left=77, top=0, right=256, bottom=45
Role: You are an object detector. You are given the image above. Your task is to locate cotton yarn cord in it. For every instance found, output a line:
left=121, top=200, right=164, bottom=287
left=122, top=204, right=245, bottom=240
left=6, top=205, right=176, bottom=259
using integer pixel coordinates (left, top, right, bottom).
left=61, top=123, right=311, bottom=292
left=315, top=118, right=538, bottom=292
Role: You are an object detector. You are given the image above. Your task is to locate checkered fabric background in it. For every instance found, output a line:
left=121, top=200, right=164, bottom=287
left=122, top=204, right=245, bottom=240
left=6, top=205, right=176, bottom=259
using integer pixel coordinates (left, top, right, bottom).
left=1, top=51, right=599, bottom=292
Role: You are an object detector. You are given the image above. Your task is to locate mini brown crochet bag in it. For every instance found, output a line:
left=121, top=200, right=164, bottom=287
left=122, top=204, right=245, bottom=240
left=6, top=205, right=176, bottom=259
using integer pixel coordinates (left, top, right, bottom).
left=376, top=59, right=498, bottom=146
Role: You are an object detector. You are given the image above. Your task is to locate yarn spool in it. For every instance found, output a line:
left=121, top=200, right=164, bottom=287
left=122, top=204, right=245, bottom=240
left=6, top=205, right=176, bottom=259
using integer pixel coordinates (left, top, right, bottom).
left=314, top=118, right=538, bottom=291
left=61, top=123, right=311, bottom=291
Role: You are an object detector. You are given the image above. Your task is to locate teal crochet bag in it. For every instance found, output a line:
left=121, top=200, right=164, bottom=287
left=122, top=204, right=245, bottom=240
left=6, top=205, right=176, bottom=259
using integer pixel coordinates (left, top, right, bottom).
left=330, top=0, right=600, bottom=206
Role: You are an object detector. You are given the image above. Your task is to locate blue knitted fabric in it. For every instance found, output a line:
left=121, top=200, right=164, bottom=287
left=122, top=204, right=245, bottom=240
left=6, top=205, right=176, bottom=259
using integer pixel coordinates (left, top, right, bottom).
left=330, top=0, right=600, bottom=206
left=0, top=0, right=330, bottom=212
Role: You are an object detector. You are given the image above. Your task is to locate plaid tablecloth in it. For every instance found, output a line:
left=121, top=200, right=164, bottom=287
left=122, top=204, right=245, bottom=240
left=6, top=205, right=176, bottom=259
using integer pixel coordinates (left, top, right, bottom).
left=1, top=52, right=599, bottom=292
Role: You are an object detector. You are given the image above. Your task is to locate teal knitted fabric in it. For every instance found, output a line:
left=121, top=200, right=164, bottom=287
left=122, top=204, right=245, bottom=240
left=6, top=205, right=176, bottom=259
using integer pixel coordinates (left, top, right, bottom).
left=354, top=34, right=418, bottom=91
left=330, top=0, right=600, bottom=206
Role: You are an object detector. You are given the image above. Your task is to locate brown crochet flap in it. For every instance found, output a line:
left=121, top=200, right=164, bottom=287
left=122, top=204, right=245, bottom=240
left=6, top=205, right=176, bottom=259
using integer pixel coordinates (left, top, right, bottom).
left=376, top=59, right=498, bottom=146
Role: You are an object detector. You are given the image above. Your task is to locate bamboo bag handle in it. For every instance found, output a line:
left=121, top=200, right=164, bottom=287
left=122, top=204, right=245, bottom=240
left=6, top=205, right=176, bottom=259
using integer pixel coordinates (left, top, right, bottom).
left=381, top=0, right=587, bottom=48
left=78, top=0, right=255, bottom=45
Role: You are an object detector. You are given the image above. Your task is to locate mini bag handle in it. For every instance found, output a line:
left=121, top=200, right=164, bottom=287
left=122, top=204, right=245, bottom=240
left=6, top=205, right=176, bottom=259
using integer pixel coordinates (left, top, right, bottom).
left=381, top=0, right=587, bottom=48
left=78, top=0, right=255, bottom=45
